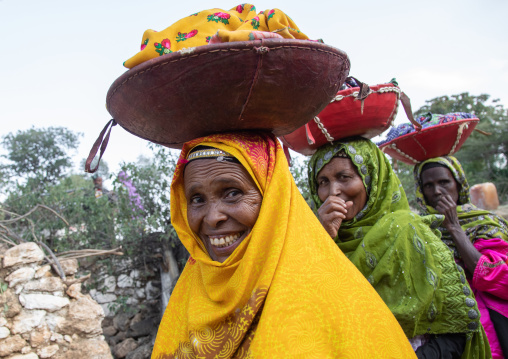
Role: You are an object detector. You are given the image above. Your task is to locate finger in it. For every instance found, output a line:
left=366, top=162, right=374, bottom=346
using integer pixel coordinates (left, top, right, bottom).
left=321, top=202, right=349, bottom=214
left=323, top=211, right=347, bottom=220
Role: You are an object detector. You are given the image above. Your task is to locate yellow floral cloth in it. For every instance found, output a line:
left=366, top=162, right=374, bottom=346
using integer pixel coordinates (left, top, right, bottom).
left=124, top=4, right=309, bottom=69
left=152, top=132, right=416, bottom=358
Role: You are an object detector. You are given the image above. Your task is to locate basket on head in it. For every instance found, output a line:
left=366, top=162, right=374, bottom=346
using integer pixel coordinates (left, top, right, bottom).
left=106, top=38, right=350, bottom=149
left=279, top=81, right=401, bottom=156
left=379, top=117, right=479, bottom=164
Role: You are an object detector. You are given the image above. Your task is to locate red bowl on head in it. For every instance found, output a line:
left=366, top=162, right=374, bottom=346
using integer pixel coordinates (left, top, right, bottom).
left=106, top=38, right=350, bottom=149
left=279, top=83, right=401, bottom=155
left=379, top=118, right=479, bottom=164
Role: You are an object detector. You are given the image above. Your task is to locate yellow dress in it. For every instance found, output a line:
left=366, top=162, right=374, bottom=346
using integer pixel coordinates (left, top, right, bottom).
left=152, top=132, right=416, bottom=358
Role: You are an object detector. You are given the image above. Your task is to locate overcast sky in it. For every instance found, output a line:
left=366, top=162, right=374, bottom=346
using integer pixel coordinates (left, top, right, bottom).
left=1, top=0, right=507, bottom=176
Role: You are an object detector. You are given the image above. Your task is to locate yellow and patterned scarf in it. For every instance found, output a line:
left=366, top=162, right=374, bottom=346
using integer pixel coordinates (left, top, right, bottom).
left=152, top=132, right=415, bottom=358
left=124, top=4, right=309, bottom=69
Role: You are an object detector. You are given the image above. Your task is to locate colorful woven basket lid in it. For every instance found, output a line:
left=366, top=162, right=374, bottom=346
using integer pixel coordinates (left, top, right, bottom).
left=85, top=4, right=350, bottom=172
left=279, top=79, right=403, bottom=156
left=378, top=112, right=480, bottom=164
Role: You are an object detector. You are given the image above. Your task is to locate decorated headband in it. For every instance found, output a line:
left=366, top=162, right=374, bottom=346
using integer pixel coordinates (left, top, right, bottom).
left=187, top=148, right=238, bottom=163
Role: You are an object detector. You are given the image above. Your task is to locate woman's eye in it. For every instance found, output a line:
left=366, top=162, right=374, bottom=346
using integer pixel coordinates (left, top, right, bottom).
left=190, top=196, right=203, bottom=204
left=226, top=189, right=241, bottom=198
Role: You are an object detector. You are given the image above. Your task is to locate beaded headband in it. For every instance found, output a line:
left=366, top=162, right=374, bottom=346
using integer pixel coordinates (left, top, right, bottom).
left=335, top=150, right=348, bottom=158
left=186, top=148, right=238, bottom=163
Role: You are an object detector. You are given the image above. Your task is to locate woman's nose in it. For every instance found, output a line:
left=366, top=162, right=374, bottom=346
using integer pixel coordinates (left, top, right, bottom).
left=203, top=202, right=228, bottom=228
left=330, top=182, right=342, bottom=196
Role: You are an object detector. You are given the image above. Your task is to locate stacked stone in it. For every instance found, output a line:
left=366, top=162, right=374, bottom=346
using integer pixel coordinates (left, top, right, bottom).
left=0, top=243, right=112, bottom=359
left=85, top=259, right=162, bottom=359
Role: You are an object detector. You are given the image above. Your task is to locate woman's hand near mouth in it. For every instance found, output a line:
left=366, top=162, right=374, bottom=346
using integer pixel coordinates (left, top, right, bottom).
left=318, top=196, right=353, bottom=239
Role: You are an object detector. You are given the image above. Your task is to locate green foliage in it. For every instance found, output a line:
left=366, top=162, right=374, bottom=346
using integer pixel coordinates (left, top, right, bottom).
left=1, top=127, right=81, bottom=187
left=289, top=152, right=312, bottom=205
left=113, top=143, right=180, bottom=254
left=0, top=281, right=7, bottom=294
left=3, top=172, right=116, bottom=252
left=395, top=92, right=508, bottom=205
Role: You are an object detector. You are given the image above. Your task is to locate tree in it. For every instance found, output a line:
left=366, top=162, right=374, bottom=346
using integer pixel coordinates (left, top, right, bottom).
left=1, top=127, right=81, bottom=187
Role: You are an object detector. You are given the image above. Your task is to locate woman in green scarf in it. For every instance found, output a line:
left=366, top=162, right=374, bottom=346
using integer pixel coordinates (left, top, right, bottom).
left=414, top=156, right=508, bottom=359
left=308, top=137, right=491, bottom=358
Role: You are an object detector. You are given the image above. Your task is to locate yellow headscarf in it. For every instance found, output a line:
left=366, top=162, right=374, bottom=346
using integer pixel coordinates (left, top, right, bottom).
left=124, top=4, right=309, bottom=69
left=152, top=132, right=415, bottom=358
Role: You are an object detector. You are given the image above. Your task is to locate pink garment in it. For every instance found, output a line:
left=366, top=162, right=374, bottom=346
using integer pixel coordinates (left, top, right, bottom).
left=471, top=237, right=508, bottom=359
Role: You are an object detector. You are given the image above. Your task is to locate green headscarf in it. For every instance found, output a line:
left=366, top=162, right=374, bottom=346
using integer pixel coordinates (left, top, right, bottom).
left=414, top=156, right=508, bottom=259
left=308, top=138, right=490, bottom=358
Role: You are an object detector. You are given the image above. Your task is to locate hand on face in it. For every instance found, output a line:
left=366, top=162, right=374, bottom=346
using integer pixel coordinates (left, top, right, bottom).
left=434, top=194, right=461, bottom=231
left=317, top=196, right=353, bottom=238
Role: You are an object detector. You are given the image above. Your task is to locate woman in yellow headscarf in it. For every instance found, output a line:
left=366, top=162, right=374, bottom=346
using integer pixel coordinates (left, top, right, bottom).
left=151, top=131, right=415, bottom=358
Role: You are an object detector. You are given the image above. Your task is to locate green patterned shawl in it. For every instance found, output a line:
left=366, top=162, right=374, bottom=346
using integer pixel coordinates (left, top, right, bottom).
left=308, top=139, right=490, bottom=358
left=414, top=156, right=508, bottom=258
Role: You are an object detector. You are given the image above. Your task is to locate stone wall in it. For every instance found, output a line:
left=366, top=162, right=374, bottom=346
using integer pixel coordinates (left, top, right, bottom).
left=83, top=258, right=162, bottom=359
left=0, top=243, right=112, bottom=359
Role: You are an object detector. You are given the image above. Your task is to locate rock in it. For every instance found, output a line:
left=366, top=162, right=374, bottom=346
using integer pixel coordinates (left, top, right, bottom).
left=3, top=243, right=45, bottom=268
left=64, top=335, right=72, bottom=343
left=100, top=303, right=115, bottom=318
left=37, top=344, right=59, bottom=358
left=8, top=353, right=39, bottom=359
left=98, top=276, right=116, bottom=293
left=145, top=281, right=160, bottom=300
left=117, top=274, right=134, bottom=288
left=66, top=283, right=82, bottom=299
left=59, top=259, right=78, bottom=275
left=30, top=324, right=51, bottom=347
left=126, top=344, right=152, bottom=359
left=49, top=332, right=63, bottom=343
left=102, top=325, right=117, bottom=337
left=0, top=288, right=22, bottom=317
left=21, top=346, right=32, bottom=354
left=109, top=331, right=127, bottom=346
left=130, top=313, right=143, bottom=327
left=19, top=294, right=70, bottom=312
left=5, top=267, right=36, bottom=287
left=114, top=338, right=138, bottom=359
left=35, top=265, right=51, bottom=278
left=113, top=313, right=132, bottom=332
left=129, top=317, right=156, bottom=338
left=92, top=292, right=117, bottom=304
left=0, top=317, right=6, bottom=326
left=54, top=338, right=113, bottom=359
left=0, top=326, right=11, bottom=339
left=130, top=270, right=140, bottom=280
left=0, top=334, right=27, bottom=356
left=135, top=289, right=145, bottom=299
left=126, top=297, right=139, bottom=306
left=61, top=294, right=104, bottom=336
left=23, top=277, right=65, bottom=293
left=45, top=313, right=66, bottom=332
left=11, top=310, right=46, bottom=334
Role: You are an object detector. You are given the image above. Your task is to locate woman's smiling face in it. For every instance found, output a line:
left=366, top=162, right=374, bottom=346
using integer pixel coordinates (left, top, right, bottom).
left=184, top=159, right=262, bottom=263
left=316, top=157, right=367, bottom=221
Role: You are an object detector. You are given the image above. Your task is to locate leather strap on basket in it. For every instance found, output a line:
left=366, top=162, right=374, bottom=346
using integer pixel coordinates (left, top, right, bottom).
left=346, top=76, right=370, bottom=114
left=400, top=92, right=422, bottom=131
left=282, top=144, right=292, bottom=167
left=85, top=119, right=117, bottom=173
left=305, top=123, right=316, bottom=145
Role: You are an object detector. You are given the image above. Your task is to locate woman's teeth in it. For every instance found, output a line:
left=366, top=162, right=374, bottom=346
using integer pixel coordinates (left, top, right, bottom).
left=210, top=233, right=242, bottom=248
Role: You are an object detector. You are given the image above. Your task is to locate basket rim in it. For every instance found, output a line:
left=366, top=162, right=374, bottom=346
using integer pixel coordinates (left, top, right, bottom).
left=379, top=117, right=479, bottom=148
